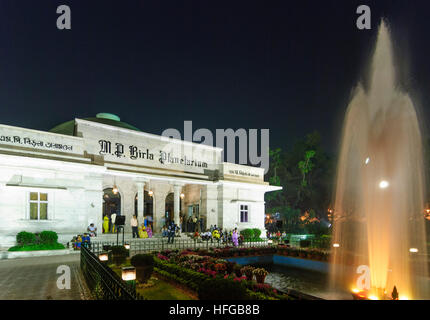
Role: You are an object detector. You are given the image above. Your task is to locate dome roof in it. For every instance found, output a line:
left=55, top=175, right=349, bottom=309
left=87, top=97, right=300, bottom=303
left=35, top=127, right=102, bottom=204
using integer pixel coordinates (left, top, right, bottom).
left=49, top=113, right=141, bottom=136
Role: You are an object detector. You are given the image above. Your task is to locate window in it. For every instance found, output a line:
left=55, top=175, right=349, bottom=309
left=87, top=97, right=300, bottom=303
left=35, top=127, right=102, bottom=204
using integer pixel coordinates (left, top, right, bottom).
left=29, top=192, right=48, bottom=220
left=240, top=204, right=249, bottom=223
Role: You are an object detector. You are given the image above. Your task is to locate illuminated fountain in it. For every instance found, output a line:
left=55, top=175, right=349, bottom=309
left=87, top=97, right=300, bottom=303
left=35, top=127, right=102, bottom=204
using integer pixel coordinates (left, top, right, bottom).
left=330, top=21, right=429, bottom=300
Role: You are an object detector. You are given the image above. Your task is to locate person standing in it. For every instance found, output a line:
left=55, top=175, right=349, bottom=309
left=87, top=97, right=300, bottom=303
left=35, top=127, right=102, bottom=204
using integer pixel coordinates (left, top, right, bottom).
left=167, top=221, right=175, bottom=244
left=232, top=228, right=239, bottom=247
left=103, top=215, right=109, bottom=234
left=199, top=217, right=204, bottom=232
left=131, top=214, right=139, bottom=238
left=111, top=212, right=117, bottom=233
left=192, top=215, right=197, bottom=232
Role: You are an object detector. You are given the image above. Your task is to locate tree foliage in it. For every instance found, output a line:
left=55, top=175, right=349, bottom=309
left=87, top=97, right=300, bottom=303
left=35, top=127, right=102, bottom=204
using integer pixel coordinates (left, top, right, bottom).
left=265, top=131, right=334, bottom=234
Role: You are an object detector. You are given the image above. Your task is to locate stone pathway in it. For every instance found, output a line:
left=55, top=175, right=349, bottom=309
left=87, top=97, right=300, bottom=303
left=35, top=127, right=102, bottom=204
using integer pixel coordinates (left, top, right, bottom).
left=0, top=254, right=91, bottom=300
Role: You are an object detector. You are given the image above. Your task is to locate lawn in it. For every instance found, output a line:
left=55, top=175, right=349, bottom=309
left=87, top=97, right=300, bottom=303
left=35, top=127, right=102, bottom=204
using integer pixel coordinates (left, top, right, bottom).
left=109, top=263, right=196, bottom=300
left=8, top=243, right=65, bottom=251
left=138, top=276, right=196, bottom=300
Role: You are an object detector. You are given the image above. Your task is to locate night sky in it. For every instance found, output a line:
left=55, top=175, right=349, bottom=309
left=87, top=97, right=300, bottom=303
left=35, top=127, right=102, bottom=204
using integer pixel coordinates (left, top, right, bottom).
left=0, top=0, right=430, bottom=156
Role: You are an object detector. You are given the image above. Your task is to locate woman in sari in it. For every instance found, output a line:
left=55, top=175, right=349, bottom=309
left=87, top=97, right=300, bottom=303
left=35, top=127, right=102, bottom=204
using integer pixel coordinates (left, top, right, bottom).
left=232, top=228, right=239, bottom=247
left=103, top=215, right=109, bottom=233
left=138, top=224, right=148, bottom=239
left=147, top=225, right=153, bottom=238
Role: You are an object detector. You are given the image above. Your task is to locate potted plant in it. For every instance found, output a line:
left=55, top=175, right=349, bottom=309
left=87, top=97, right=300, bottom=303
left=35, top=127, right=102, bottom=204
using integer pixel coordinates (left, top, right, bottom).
left=234, top=264, right=243, bottom=277
left=253, top=268, right=268, bottom=284
left=241, top=266, right=255, bottom=281
left=130, top=254, right=154, bottom=284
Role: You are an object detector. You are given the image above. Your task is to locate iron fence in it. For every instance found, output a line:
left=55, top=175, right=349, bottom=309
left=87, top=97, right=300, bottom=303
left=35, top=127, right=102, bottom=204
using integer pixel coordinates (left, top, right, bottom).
left=89, top=237, right=270, bottom=255
left=80, top=245, right=144, bottom=300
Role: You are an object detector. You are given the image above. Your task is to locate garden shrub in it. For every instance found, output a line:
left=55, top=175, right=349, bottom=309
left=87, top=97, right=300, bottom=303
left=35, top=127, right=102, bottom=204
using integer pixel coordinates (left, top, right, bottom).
left=198, top=278, right=249, bottom=300
left=110, top=245, right=128, bottom=266
left=154, top=257, right=208, bottom=290
left=39, top=231, right=58, bottom=244
left=131, top=254, right=155, bottom=283
left=252, top=228, right=262, bottom=239
left=240, top=229, right=254, bottom=240
left=16, top=231, right=36, bottom=245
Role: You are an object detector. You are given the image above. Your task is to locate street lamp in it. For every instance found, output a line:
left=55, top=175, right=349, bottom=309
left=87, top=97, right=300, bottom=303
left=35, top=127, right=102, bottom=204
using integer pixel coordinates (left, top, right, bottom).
left=121, top=267, right=136, bottom=281
left=99, top=251, right=109, bottom=262
left=112, top=185, right=119, bottom=195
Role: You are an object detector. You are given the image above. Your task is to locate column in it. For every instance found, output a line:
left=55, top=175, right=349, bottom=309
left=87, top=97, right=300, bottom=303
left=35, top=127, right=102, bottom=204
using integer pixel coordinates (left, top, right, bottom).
left=136, top=181, right=145, bottom=219
left=173, top=184, right=181, bottom=226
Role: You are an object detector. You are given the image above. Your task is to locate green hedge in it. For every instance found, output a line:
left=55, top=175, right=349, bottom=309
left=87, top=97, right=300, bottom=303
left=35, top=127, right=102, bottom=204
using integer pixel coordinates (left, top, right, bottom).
left=154, top=257, right=207, bottom=291
left=252, top=228, right=262, bottom=239
left=12, top=231, right=63, bottom=251
left=240, top=229, right=254, bottom=239
left=16, top=231, right=36, bottom=245
left=39, top=231, right=58, bottom=244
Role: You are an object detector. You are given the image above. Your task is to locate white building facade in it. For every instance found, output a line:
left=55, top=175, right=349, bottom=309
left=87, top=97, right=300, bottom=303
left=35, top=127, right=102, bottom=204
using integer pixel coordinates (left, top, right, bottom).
left=0, top=114, right=281, bottom=247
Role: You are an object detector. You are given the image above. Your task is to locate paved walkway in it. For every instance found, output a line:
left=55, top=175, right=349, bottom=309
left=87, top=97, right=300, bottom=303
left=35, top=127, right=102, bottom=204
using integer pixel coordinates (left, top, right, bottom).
left=0, top=254, right=91, bottom=300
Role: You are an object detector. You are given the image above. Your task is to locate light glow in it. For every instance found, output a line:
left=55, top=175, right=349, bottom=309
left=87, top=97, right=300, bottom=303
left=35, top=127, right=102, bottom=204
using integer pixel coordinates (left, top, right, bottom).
left=333, top=243, right=340, bottom=248
left=368, top=295, right=379, bottom=300
left=98, top=252, right=108, bottom=262
left=121, top=267, right=136, bottom=281
left=379, top=180, right=389, bottom=189
left=409, top=248, right=418, bottom=253
left=365, top=157, right=370, bottom=164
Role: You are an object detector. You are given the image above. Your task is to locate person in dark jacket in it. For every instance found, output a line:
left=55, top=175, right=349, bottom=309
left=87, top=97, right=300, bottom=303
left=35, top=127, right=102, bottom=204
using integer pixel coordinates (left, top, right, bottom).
left=167, top=222, right=176, bottom=244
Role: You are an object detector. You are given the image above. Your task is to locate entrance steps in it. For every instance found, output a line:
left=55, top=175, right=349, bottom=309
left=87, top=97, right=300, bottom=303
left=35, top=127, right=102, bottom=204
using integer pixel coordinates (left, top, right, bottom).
left=91, top=232, right=186, bottom=243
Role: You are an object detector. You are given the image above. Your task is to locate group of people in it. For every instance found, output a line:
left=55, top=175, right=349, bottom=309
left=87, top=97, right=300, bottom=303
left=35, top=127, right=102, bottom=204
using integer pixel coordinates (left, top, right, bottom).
left=69, top=233, right=91, bottom=250
left=195, top=226, right=242, bottom=246
left=181, top=215, right=204, bottom=233
left=103, top=213, right=118, bottom=233
left=131, top=214, right=153, bottom=239
left=161, top=222, right=180, bottom=244
left=266, top=230, right=287, bottom=240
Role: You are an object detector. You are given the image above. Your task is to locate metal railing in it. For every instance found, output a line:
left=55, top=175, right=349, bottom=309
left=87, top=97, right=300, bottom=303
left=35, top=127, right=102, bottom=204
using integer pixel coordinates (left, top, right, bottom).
left=89, top=238, right=270, bottom=255
left=80, top=245, right=143, bottom=300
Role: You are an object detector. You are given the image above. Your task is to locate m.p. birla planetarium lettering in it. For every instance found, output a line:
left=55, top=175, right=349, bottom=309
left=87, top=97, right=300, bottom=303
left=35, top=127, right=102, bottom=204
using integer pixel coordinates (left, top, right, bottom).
left=0, top=134, right=74, bottom=151
left=98, top=140, right=208, bottom=168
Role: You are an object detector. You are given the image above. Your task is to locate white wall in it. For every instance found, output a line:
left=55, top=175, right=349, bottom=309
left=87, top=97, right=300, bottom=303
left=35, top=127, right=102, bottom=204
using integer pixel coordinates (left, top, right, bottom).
left=217, top=184, right=267, bottom=236
left=0, top=156, right=104, bottom=247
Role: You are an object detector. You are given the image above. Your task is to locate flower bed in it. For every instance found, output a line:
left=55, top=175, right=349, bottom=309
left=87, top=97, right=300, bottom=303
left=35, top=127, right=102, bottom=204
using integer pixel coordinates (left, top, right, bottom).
left=153, top=249, right=293, bottom=300
left=162, top=245, right=330, bottom=262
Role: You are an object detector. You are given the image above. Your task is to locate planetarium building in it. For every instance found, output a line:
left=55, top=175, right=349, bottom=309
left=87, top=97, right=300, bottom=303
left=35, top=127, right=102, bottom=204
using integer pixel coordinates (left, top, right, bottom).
left=0, top=113, right=281, bottom=246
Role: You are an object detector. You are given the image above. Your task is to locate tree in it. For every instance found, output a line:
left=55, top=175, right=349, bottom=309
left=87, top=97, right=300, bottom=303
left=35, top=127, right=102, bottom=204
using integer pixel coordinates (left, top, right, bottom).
left=265, top=131, right=334, bottom=234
